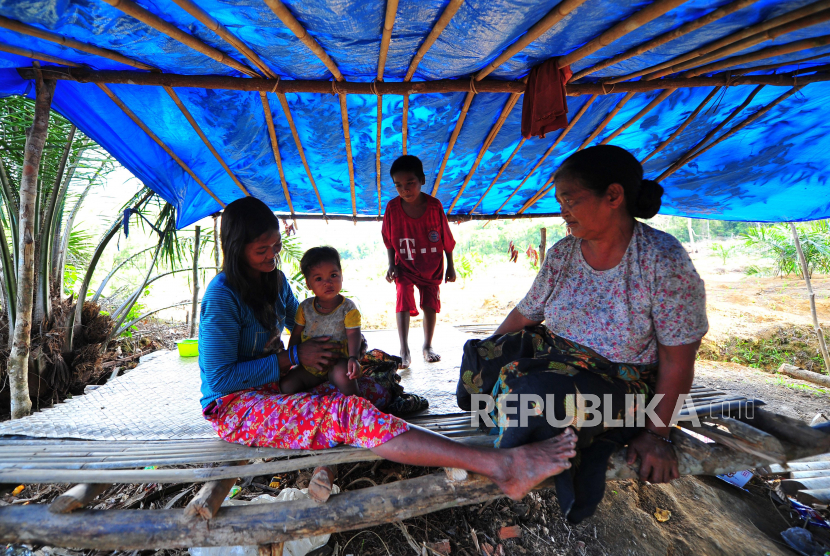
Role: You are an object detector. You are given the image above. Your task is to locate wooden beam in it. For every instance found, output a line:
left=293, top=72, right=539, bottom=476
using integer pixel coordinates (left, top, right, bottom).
left=0, top=16, right=153, bottom=70
left=0, top=43, right=81, bottom=67
left=276, top=211, right=565, bottom=222
left=556, top=0, right=689, bottom=69
left=447, top=93, right=521, bottom=214
left=264, top=0, right=343, bottom=81
left=572, top=0, right=760, bottom=81
left=276, top=93, right=327, bottom=217
left=404, top=0, right=464, bottom=81
left=431, top=91, right=475, bottom=197
left=467, top=138, right=526, bottom=214
left=600, top=88, right=676, bottom=145
left=568, top=70, right=830, bottom=93
left=376, top=95, right=383, bottom=216
left=578, top=91, right=635, bottom=150
left=164, top=86, right=250, bottom=196
left=402, top=93, right=409, bottom=154
left=494, top=94, right=597, bottom=215
left=724, top=52, right=830, bottom=75
left=475, top=0, right=588, bottom=80
left=96, top=84, right=224, bottom=207
left=49, top=484, right=109, bottom=514
left=184, top=478, right=237, bottom=521
left=517, top=175, right=556, bottom=215
left=378, top=0, right=399, bottom=81
left=606, top=0, right=830, bottom=84
left=641, top=86, right=721, bottom=163
left=339, top=94, right=357, bottom=219
left=259, top=92, right=295, bottom=221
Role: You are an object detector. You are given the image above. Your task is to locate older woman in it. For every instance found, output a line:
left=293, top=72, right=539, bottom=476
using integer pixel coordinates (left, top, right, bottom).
left=458, top=145, right=707, bottom=522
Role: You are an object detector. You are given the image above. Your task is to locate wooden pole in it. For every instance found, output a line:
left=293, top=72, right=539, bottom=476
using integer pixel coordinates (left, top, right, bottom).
left=539, top=227, right=547, bottom=267
left=404, top=0, right=463, bottom=81
left=338, top=93, right=357, bottom=220
left=96, top=84, right=224, bottom=208
left=276, top=211, right=565, bottom=222
left=260, top=92, right=295, bottom=222
left=687, top=218, right=696, bottom=251
left=641, top=86, right=721, bottom=163
left=402, top=93, right=409, bottom=154
left=578, top=91, right=635, bottom=150
left=49, top=484, right=109, bottom=514
left=184, top=477, right=237, bottom=521
left=599, top=88, right=676, bottom=145
left=376, top=94, right=383, bottom=216
left=571, top=0, right=760, bottom=80
left=517, top=174, right=556, bottom=214
left=189, top=226, right=200, bottom=338
left=467, top=138, right=526, bottom=214
left=377, top=0, right=399, bottom=81
left=276, top=93, right=326, bottom=217
left=447, top=93, right=521, bottom=214
left=212, top=214, right=221, bottom=271
left=7, top=73, right=55, bottom=420
left=0, top=43, right=81, bottom=67
left=789, top=222, right=830, bottom=374
left=431, top=91, right=475, bottom=197
left=376, top=0, right=398, bottom=213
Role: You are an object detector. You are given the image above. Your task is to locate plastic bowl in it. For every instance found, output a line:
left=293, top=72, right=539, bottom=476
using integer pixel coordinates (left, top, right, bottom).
left=177, top=338, right=199, bottom=357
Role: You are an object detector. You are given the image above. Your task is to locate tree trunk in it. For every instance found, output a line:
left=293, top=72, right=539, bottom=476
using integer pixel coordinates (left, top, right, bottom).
left=538, top=227, right=546, bottom=267
left=687, top=218, right=696, bottom=252
left=190, top=225, right=200, bottom=338
left=789, top=222, right=830, bottom=374
left=7, top=77, right=55, bottom=419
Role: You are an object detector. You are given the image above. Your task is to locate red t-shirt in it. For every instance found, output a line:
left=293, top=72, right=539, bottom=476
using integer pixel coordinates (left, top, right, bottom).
left=381, top=195, right=456, bottom=286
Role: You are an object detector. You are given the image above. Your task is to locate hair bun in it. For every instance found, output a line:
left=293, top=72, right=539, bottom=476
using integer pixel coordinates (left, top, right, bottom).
left=634, top=179, right=663, bottom=219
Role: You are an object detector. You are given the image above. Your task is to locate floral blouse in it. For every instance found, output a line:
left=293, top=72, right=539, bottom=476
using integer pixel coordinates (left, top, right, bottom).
left=515, top=222, right=708, bottom=365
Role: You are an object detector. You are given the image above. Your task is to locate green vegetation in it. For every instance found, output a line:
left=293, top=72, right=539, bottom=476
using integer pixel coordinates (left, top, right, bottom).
left=740, top=221, right=830, bottom=277
left=699, top=325, right=829, bottom=373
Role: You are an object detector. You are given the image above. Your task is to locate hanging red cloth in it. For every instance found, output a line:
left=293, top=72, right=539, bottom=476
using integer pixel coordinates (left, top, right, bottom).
left=521, top=58, right=572, bottom=139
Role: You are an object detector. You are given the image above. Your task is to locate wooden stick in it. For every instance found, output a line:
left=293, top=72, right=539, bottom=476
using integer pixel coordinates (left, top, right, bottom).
left=264, top=0, right=343, bottom=81
left=170, top=0, right=276, bottom=78
left=48, top=483, right=109, bottom=514
left=189, top=225, right=200, bottom=337
left=378, top=0, right=399, bottom=81
left=600, top=88, right=676, bottom=145
left=0, top=16, right=154, bottom=70
left=102, top=0, right=256, bottom=76
left=467, top=138, right=526, bottom=214
left=404, top=0, right=464, bottom=81
left=276, top=92, right=326, bottom=216
left=788, top=227, right=830, bottom=373
left=276, top=211, right=564, bottom=222
left=778, top=363, right=830, bottom=386
left=447, top=93, right=521, bottom=214
left=184, top=477, right=237, bottom=521
left=431, top=91, right=475, bottom=197
left=475, top=0, right=588, bottom=80
left=0, top=43, right=81, bottom=67
left=569, top=71, right=830, bottom=93
left=260, top=92, right=295, bottom=221
left=641, top=86, right=721, bottom=163
left=517, top=174, right=556, bottom=215
left=740, top=407, right=830, bottom=453
left=722, top=52, right=830, bottom=75
left=578, top=91, right=635, bottom=151
left=164, top=86, right=250, bottom=196
left=339, top=94, right=357, bottom=219
left=606, top=0, right=830, bottom=83
left=657, top=86, right=800, bottom=180
left=494, top=94, right=597, bottom=215
left=376, top=95, right=383, bottom=216
left=556, top=0, right=689, bottom=69
left=402, top=93, right=409, bottom=154
left=571, top=0, right=760, bottom=80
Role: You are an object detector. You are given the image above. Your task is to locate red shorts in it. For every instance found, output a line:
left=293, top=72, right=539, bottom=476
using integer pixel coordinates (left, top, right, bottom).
left=396, top=281, right=440, bottom=316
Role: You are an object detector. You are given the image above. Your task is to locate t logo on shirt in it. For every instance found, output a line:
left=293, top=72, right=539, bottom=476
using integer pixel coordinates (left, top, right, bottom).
left=399, top=238, right=415, bottom=261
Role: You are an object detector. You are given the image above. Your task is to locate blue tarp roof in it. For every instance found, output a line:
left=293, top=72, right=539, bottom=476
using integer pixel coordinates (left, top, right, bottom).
left=1, top=0, right=829, bottom=226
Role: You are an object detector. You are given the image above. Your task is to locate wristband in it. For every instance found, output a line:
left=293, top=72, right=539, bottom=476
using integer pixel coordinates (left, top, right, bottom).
left=288, top=345, right=298, bottom=366
left=293, top=345, right=299, bottom=366
left=644, top=428, right=672, bottom=444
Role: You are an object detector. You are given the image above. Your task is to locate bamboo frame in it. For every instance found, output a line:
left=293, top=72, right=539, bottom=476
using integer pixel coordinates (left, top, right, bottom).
left=600, top=88, right=676, bottom=145
left=0, top=43, right=81, bottom=67
left=402, top=93, right=409, bottom=154
left=467, top=138, right=526, bottom=214
left=494, top=94, right=597, bottom=215
left=164, top=86, right=250, bottom=196
left=474, top=0, right=588, bottom=80
left=102, top=0, right=257, bottom=76
left=376, top=95, right=383, bottom=215
left=606, top=0, right=830, bottom=83
left=556, top=0, right=689, bottom=69
left=789, top=223, right=830, bottom=373
left=259, top=92, right=295, bottom=221
left=96, top=84, right=223, bottom=207
left=517, top=175, right=555, bottom=214
left=641, top=86, right=721, bottom=163
left=431, top=91, right=475, bottom=197
left=572, top=0, right=760, bottom=81
left=567, top=70, right=830, bottom=93
left=725, top=52, right=830, bottom=75
left=578, top=91, right=635, bottom=151
left=447, top=93, right=521, bottom=214
left=276, top=92, right=327, bottom=216
left=378, top=0, right=399, bottom=81
left=0, top=16, right=154, bottom=70
left=339, top=94, right=357, bottom=219
left=657, top=86, right=799, bottom=180
left=275, top=211, right=564, bottom=222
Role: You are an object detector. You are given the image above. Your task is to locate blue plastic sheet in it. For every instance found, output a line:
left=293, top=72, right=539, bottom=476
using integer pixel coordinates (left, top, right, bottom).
left=1, top=0, right=829, bottom=226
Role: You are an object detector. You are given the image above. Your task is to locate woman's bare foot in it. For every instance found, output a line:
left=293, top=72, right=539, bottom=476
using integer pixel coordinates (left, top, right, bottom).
left=399, top=346, right=411, bottom=369
left=492, top=429, right=577, bottom=500
left=423, top=346, right=441, bottom=363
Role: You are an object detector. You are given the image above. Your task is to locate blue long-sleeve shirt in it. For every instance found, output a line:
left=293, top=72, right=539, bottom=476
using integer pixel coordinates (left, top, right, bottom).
left=198, top=271, right=299, bottom=409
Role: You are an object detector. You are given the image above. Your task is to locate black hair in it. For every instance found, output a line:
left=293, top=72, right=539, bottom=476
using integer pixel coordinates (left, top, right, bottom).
left=220, top=197, right=282, bottom=331
left=300, top=246, right=341, bottom=278
left=554, top=145, right=664, bottom=219
left=390, top=154, right=425, bottom=183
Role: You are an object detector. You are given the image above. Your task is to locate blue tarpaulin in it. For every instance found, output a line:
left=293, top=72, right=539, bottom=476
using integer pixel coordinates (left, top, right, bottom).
left=0, top=0, right=829, bottom=226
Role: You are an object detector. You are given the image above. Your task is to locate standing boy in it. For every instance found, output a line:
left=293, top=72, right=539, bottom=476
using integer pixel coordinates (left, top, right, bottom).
left=382, top=155, right=456, bottom=368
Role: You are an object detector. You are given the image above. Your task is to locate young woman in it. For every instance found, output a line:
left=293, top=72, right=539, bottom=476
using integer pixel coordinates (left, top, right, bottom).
left=198, top=196, right=576, bottom=500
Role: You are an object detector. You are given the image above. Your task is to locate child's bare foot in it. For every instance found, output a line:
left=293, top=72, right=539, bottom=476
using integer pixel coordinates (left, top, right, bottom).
left=492, top=428, right=577, bottom=500
left=399, top=347, right=411, bottom=369
left=423, top=346, right=441, bottom=363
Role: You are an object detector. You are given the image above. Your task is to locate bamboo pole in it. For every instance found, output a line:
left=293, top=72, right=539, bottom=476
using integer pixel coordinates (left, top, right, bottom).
left=556, top=0, right=689, bottom=69
left=184, top=477, right=237, bottom=521
left=494, top=94, right=597, bottom=215
left=102, top=0, right=257, bottom=76
left=431, top=91, right=475, bottom=197
left=475, top=0, right=588, bottom=80
left=569, top=71, right=828, bottom=93
left=264, top=0, right=343, bottom=81
left=339, top=94, right=357, bottom=219
left=189, top=226, right=201, bottom=338
left=212, top=214, right=221, bottom=270
left=259, top=92, right=295, bottom=222
left=164, top=86, right=250, bottom=196
left=539, top=227, right=547, bottom=266
left=789, top=222, right=830, bottom=374
left=447, top=93, right=520, bottom=214
left=517, top=174, right=556, bottom=214
left=96, top=84, right=224, bottom=207
left=600, top=88, right=676, bottom=145
left=605, top=0, right=830, bottom=83
left=402, top=93, right=409, bottom=154
left=378, top=0, right=399, bottom=81
left=467, top=138, right=526, bottom=214
left=578, top=92, right=635, bottom=151
left=0, top=43, right=81, bottom=67
left=276, top=93, right=326, bottom=217
left=276, top=212, right=564, bottom=222
left=49, top=484, right=109, bottom=514
left=376, top=95, right=383, bottom=215
left=657, top=86, right=800, bottom=180
left=641, top=86, right=721, bottom=163
left=722, top=52, right=830, bottom=75
left=571, top=0, right=760, bottom=81
left=0, top=16, right=154, bottom=70
left=7, top=74, right=55, bottom=420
